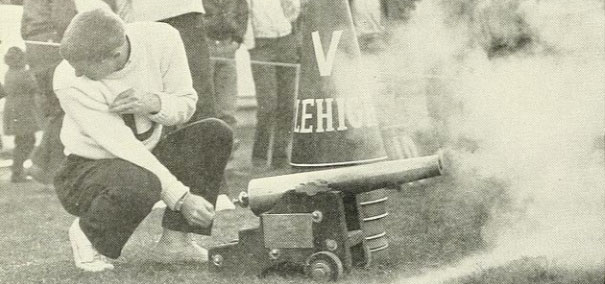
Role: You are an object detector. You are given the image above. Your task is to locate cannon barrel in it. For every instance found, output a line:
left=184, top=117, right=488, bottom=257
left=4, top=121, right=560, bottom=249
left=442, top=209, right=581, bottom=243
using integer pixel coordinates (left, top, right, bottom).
left=242, top=153, right=443, bottom=215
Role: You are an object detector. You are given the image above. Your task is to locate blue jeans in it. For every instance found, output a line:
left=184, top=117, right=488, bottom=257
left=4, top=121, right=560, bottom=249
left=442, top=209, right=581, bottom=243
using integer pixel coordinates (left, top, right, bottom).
left=30, top=113, right=65, bottom=184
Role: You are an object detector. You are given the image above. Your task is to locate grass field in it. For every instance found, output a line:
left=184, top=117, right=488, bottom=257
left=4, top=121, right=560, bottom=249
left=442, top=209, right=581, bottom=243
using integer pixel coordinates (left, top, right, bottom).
left=0, top=128, right=602, bottom=284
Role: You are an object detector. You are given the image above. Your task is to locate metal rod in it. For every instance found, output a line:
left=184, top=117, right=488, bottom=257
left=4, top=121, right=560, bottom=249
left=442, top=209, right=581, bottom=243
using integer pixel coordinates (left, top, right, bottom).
left=24, top=40, right=60, bottom=47
left=210, top=56, right=301, bottom=68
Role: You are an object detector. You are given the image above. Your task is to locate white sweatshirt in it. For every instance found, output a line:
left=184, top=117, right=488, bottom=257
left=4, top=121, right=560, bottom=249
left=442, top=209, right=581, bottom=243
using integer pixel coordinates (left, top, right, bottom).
left=249, top=0, right=299, bottom=38
left=132, top=0, right=205, bottom=22
left=54, top=22, right=197, bottom=210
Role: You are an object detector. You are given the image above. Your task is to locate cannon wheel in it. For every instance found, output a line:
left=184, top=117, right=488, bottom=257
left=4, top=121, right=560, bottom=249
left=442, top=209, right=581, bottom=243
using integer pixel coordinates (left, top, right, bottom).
left=305, top=251, right=344, bottom=282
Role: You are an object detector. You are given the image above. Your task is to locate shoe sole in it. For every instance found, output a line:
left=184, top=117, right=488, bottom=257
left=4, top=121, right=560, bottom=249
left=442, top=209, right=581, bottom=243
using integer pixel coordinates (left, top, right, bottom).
left=69, top=220, right=114, bottom=272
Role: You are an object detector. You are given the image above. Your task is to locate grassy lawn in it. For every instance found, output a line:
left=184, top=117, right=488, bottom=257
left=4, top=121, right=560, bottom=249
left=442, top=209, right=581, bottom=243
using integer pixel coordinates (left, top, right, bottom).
left=1, top=174, right=602, bottom=283
left=0, top=128, right=602, bottom=284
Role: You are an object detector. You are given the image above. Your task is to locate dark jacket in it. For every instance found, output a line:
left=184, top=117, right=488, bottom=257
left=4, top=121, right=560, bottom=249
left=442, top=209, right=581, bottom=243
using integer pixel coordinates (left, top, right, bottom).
left=3, top=68, right=40, bottom=135
left=21, top=0, right=77, bottom=72
left=203, top=0, right=249, bottom=43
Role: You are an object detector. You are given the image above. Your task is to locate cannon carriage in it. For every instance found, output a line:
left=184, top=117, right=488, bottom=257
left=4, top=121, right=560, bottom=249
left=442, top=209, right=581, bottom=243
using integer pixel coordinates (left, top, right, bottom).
left=208, top=154, right=444, bottom=281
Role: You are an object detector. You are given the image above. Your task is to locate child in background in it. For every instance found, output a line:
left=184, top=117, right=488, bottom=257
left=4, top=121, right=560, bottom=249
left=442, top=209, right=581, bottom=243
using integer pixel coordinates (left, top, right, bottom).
left=203, top=0, right=248, bottom=133
left=3, top=47, right=40, bottom=183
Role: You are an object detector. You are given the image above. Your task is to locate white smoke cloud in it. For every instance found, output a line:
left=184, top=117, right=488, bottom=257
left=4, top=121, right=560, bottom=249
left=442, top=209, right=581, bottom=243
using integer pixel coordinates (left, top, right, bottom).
left=367, top=0, right=604, bottom=282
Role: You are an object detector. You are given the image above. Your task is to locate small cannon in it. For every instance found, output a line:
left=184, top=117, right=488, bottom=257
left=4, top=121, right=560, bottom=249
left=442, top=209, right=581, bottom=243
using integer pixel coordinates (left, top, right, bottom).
left=208, top=154, right=443, bottom=281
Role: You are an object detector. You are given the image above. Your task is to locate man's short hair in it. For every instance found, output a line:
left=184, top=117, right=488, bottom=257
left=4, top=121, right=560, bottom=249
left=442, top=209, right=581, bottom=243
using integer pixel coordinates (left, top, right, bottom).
left=60, top=9, right=126, bottom=63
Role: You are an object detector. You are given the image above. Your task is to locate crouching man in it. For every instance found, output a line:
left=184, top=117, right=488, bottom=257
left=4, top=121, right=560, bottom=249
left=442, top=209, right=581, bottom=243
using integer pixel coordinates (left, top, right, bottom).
left=53, top=9, right=232, bottom=272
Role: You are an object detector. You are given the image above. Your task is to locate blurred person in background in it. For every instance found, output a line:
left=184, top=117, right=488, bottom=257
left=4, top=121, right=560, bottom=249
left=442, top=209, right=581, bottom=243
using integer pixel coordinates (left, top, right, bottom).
left=349, top=0, right=386, bottom=52
left=203, top=0, right=248, bottom=148
left=248, top=0, right=300, bottom=169
left=202, top=0, right=249, bottom=210
left=2, top=47, right=40, bottom=183
left=20, top=0, right=77, bottom=187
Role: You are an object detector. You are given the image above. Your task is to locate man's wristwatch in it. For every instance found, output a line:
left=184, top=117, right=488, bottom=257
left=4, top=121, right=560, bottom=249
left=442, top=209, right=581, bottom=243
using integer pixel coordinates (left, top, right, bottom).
left=174, top=192, right=190, bottom=211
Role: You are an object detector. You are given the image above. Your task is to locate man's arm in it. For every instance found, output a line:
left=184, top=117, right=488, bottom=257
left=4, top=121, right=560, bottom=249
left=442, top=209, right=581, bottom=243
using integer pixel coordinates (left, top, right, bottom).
left=147, top=27, right=198, bottom=125
left=57, top=87, right=189, bottom=209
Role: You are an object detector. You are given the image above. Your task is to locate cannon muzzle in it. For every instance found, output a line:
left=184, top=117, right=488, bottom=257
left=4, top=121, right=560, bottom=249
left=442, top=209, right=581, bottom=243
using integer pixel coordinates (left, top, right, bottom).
left=242, top=153, right=443, bottom=215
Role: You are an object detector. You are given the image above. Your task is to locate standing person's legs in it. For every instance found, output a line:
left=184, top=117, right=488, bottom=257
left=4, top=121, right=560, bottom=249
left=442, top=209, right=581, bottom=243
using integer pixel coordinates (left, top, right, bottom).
left=250, top=38, right=278, bottom=166
left=11, top=133, right=36, bottom=182
left=271, top=34, right=299, bottom=167
left=29, top=65, right=65, bottom=185
left=161, top=13, right=217, bottom=122
left=210, top=42, right=240, bottom=174
left=212, top=47, right=239, bottom=128
left=46, top=113, right=65, bottom=178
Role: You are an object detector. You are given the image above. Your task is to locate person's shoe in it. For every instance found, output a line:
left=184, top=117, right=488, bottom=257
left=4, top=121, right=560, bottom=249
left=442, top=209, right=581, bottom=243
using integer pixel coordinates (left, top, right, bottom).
left=26, top=164, right=50, bottom=185
left=69, top=218, right=114, bottom=272
left=148, top=240, right=208, bottom=263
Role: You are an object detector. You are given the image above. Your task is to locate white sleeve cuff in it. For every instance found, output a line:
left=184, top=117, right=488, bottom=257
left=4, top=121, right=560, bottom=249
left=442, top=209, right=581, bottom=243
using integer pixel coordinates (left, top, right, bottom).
left=162, top=182, right=190, bottom=210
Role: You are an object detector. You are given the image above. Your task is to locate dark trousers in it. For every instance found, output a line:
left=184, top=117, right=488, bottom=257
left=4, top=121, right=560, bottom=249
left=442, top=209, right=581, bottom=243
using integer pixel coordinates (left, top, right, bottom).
left=249, top=34, right=299, bottom=165
left=12, top=133, right=36, bottom=176
left=209, top=40, right=239, bottom=128
left=160, top=13, right=217, bottom=122
left=54, top=119, right=233, bottom=259
left=31, top=113, right=65, bottom=183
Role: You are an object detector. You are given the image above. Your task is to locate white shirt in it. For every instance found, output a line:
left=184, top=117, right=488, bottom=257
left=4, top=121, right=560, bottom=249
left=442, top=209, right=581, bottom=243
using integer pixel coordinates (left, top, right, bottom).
left=132, top=0, right=205, bottom=22
left=249, top=0, right=298, bottom=38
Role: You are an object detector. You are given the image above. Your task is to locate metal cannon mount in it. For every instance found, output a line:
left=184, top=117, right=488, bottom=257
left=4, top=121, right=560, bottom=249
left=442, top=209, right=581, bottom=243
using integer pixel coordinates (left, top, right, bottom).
left=208, top=154, right=443, bottom=281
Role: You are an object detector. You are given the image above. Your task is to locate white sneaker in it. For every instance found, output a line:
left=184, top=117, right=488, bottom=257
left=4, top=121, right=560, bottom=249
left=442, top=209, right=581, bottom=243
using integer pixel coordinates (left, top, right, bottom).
left=215, top=194, right=236, bottom=211
left=69, top=218, right=114, bottom=272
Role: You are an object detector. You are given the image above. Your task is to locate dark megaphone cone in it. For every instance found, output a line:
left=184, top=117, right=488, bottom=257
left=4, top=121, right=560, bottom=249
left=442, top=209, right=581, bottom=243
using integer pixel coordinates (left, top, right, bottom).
left=290, top=0, right=387, bottom=167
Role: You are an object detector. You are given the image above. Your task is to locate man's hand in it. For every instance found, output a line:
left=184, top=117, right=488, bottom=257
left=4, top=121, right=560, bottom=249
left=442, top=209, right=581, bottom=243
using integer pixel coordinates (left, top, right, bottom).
left=180, top=193, right=215, bottom=228
left=109, top=88, right=161, bottom=115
